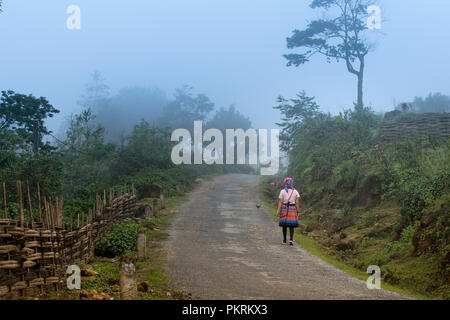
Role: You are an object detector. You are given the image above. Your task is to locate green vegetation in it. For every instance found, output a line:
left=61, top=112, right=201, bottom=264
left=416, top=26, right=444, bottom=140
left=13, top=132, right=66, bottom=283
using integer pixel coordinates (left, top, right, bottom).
left=1, top=74, right=253, bottom=300
left=258, top=181, right=429, bottom=300
left=270, top=92, right=449, bottom=299
left=0, top=73, right=253, bottom=224
left=41, top=193, right=193, bottom=300
left=94, top=219, right=141, bottom=258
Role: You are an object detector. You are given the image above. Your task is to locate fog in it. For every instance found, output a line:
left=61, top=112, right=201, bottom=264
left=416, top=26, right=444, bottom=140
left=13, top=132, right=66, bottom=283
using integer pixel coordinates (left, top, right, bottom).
left=0, top=0, right=449, bottom=133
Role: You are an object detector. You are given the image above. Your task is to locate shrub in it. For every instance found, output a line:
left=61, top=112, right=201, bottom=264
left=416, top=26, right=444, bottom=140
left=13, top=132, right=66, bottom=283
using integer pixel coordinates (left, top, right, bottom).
left=94, top=219, right=140, bottom=258
left=141, top=217, right=158, bottom=230
left=400, top=223, right=417, bottom=243
left=331, top=160, right=358, bottom=190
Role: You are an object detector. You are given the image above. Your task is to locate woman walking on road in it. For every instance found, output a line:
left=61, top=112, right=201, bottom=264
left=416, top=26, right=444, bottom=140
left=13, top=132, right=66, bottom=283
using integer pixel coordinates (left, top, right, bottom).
left=276, top=177, right=300, bottom=246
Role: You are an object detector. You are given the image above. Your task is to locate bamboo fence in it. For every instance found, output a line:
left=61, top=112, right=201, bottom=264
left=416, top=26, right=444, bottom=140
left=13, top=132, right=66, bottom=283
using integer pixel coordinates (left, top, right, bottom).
left=379, top=113, right=450, bottom=142
left=0, top=183, right=137, bottom=300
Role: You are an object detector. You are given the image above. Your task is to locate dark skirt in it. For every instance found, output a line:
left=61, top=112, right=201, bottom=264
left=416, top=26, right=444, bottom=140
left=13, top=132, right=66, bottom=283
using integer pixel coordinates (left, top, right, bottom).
left=279, top=204, right=298, bottom=227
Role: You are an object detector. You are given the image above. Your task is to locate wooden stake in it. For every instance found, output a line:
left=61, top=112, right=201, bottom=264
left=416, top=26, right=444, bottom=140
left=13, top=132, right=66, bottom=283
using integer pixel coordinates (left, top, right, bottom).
left=96, top=194, right=99, bottom=216
left=26, top=181, right=33, bottom=228
left=59, top=196, right=64, bottom=229
left=137, top=229, right=147, bottom=261
left=49, top=198, right=55, bottom=231
left=55, top=197, right=59, bottom=228
left=17, top=181, right=23, bottom=227
left=37, top=183, right=42, bottom=222
left=2, top=182, right=6, bottom=219
left=44, top=198, right=49, bottom=229
left=44, top=198, right=48, bottom=229
left=70, top=212, right=73, bottom=231
left=77, top=213, right=80, bottom=228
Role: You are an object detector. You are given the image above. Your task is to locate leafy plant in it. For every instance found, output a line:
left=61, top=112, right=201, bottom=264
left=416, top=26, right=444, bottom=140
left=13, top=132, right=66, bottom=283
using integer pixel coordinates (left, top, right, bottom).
left=94, top=219, right=140, bottom=258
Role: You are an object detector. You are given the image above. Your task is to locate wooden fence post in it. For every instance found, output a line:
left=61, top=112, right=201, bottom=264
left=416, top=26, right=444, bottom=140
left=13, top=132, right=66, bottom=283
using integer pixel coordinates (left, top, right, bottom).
left=137, top=229, right=147, bottom=261
left=26, top=181, right=33, bottom=229
left=43, top=198, right=49, bottom=229
left=2, top=182, right=6, bottom=219
left=153, top=199, right=158, bottom=216
left=58, top=196, right=63, bottom=228
left=119, top=256, right=137, bottom=300
left=17, top=181, right=23, bottom=227
left=160, top=193, right=165, bottom=210
left=37, top=183, right=42, bottom=222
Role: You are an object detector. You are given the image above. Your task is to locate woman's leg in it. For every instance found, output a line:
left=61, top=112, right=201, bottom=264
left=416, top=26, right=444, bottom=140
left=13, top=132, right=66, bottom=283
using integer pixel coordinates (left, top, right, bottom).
left=289, top=226, right=294, bottom=241
left=282, top=226, right=287, bottom=243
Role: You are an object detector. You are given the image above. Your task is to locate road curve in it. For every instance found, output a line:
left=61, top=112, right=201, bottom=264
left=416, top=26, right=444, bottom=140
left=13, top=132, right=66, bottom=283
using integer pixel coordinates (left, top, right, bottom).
left=164, top=174, right=409, bottom=300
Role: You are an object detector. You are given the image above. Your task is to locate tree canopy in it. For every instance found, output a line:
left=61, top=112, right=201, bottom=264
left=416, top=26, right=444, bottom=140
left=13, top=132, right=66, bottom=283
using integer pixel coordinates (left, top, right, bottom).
left=0, top=90, right=60, bottom=154
left=284, top=0, right=378, bottom=107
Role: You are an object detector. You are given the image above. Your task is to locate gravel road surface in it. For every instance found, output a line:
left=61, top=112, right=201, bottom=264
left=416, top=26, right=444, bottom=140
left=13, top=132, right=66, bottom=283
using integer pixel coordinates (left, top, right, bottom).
left=165, top=174, right=409, bottom=300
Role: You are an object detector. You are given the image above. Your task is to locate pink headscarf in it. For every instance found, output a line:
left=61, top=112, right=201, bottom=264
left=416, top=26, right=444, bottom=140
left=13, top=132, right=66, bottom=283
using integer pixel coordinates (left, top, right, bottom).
left=284, top=177, right=293, bottom=193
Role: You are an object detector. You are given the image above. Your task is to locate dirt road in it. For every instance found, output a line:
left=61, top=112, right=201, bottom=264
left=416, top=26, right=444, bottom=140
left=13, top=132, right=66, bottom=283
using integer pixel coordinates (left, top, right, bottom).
left=165, top=174, right=408, bottom=300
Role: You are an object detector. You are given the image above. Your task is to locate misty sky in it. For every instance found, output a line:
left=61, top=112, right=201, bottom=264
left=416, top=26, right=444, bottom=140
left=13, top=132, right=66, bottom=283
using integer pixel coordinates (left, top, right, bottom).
left=0, top=0, right=449, bottom=132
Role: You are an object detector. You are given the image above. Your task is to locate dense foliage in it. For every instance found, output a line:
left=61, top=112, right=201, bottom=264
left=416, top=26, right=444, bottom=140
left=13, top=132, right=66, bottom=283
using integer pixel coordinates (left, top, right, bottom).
left=0, top=75, right=254, bottom=222
left=94, top=219, right=141, bottom=258
left=274, top=92, right=449, bottom=298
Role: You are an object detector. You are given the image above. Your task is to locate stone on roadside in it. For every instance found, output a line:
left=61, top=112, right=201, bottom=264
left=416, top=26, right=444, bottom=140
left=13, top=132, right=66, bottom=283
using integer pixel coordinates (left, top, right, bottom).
left=137, top=281, right=150, bottom=292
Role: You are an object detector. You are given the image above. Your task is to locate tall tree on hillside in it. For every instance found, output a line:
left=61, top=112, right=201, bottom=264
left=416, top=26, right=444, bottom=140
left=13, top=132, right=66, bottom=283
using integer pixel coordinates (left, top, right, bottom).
left=78, top=71, right=111, bottom=111
left=284, top=0, right=380, bottom=108
left=206, top=105, right=252, bottom=132
left=274, top=91, right=321, bottom=152
left=93, top=86, right=168, bottom=143
left=159, top=85, right=214, bottom=130
left=59, top=109, right=115, bottom=198
left=412, top=93, right=450, bottom=114
left=0, top=90, right=60, bottom=154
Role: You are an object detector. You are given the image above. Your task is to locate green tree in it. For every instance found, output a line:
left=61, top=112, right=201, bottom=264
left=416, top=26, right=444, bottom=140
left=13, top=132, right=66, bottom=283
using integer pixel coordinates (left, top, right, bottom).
left=0, top=90, right=60, bottom=154
left=159, top=85, right=214, bottom=130
left=206, top=105, right=251, bottom=131
left=274, top=91, right=320, bottom=152
left=78, top=71, right=111, bottom=111
left=59, top=109, right=115, bottom=198
left=93, top=86, right=167, bottom=144
left=412, top=93, right=450, bottom=114
left=274, top=91, right=380, bottom=187
left=111, top=120, right=173, bottom=177
left=284, top=0, right=379, bottom=107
